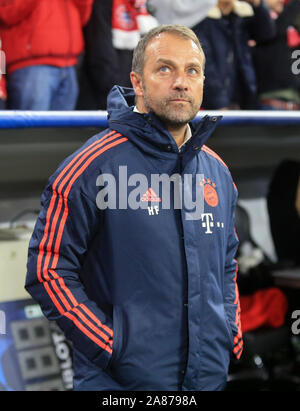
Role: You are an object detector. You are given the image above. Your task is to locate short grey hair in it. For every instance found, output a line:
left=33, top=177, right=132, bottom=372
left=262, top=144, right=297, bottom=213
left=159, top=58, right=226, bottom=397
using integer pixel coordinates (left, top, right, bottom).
left=132, top=24, right=205, bottom=76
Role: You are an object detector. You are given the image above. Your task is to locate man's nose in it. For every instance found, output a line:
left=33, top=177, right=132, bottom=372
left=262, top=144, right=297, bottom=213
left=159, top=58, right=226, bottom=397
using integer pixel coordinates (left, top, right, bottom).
left=172, top=71, right=188, bottom=90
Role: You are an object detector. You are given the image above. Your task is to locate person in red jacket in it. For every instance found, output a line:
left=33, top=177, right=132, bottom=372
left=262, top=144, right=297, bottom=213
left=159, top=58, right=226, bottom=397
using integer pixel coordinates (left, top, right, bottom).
left=0, top=0, right=93, bottom=110
left=0, top=37, right=6, bottom=109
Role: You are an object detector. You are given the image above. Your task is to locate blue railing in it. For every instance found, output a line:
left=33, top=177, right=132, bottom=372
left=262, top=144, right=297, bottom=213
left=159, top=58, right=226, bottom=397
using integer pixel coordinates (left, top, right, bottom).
left=0, top=110, right=300, bottom=129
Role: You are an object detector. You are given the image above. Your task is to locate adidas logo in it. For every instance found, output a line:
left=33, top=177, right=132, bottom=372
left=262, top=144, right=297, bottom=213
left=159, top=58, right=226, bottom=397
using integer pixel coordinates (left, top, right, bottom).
left=141, top=188, right=161, bottom=202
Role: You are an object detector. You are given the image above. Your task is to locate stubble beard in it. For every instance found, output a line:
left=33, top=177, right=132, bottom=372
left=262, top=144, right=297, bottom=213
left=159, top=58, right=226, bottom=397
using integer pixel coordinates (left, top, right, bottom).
left=143, top=86, right=200, bottom=129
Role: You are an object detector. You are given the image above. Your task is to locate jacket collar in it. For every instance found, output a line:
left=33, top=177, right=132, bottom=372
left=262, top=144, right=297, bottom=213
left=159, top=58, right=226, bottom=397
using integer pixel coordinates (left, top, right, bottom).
left=133, top=105, right=193, bottom=151
left=207, top=1, right=254, bottom=19
left=107, top=85, right=222, bottom=160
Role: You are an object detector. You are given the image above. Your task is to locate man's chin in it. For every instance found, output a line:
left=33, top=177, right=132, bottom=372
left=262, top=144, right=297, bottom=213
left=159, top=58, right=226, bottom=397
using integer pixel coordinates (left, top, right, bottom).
left=158, top=111, right=196, bottom=128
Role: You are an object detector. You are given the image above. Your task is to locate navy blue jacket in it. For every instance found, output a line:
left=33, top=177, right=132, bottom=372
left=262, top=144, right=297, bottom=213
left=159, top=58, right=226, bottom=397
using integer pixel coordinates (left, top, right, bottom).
left=25, top=86, right=243, bottom=391
left=193, top=1, right=276, bottom=109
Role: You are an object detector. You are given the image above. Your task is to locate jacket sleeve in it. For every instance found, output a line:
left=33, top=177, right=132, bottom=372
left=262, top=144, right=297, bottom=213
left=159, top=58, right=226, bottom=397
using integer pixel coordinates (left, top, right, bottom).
left=246, top=1, right=276, bottom=43
left=0, top=0, right=36, bottom=26
left=72, top=0, right=94, bottom=26
left=25, top=174, right=113, bottom=370
left=199, top=34, right=231, bottom=109
left=276, top=0, right=300, bottom=34
left=223, top=183, right=243, bottom=360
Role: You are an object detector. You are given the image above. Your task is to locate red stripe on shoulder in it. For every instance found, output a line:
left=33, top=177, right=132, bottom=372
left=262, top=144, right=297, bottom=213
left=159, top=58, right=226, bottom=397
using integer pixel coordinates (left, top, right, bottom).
left=201, top=145, right=229, bottom=170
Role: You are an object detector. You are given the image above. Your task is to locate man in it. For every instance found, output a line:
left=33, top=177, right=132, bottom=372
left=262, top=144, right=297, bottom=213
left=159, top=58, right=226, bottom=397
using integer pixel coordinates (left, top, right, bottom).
left=0, top=38, right=6, bottom=109
left=264, top=0, right=285, bottom=14
left=254, top=0, right=300, bottom=110
left=192, top=0, right=275, bottom=109
left=77, top=0, right=158, bottom=110
left=147, top=0, right=217, bottom=27
left=0, top=0, right=93, bottom=110
left=25, top=25, right=243, bottom=391
left=267, top=160, right=300, bottom=265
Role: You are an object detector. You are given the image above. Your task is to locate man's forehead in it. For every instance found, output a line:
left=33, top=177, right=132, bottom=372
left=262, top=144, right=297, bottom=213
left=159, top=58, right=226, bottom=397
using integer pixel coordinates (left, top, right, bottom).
left=145, top=32, right=203, bottom=61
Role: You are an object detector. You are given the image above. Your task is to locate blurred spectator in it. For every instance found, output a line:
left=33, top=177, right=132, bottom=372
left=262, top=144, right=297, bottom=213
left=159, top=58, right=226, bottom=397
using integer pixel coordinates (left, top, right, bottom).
left=0, top=0, right=93, bottom=110
left=267, top=160, right=300, bottom=267
left=0, top=75, right=5, bottom=109
left=193, top=0, right=276, bottom=110
left=77, top=0, right=158, bottom=110
left=254, top=0, right=300, bottom=110
left=0, top=37, right=6, bottom=109
left=147, top=0, right=217, bottom=27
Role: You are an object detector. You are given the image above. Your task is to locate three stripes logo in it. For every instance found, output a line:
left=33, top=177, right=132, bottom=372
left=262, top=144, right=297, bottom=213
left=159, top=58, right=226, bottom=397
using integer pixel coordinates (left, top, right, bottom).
left=141, top=188, right=161, bottom=215
left=141, top=188, right=161, bottom=203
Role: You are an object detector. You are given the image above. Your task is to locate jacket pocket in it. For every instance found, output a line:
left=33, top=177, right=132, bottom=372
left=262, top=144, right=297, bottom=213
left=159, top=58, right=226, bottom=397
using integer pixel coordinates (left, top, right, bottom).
left=108, top=305, right=123, bottom=368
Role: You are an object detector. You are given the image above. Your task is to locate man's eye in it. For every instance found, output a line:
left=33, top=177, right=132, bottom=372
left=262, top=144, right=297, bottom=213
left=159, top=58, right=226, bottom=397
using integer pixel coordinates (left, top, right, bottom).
left=188, top=68, right=198, bottom=75
left=160, top=66, right=170, bottom=73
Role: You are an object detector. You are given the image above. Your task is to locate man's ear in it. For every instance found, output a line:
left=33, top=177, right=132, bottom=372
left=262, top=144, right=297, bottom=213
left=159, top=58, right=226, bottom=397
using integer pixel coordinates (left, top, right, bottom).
left=130, top=71, right=144, bottom=98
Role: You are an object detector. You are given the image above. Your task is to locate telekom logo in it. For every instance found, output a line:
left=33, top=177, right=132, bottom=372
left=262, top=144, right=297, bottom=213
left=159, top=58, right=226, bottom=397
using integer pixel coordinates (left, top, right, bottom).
left=201, top=213, right=224, bottom=234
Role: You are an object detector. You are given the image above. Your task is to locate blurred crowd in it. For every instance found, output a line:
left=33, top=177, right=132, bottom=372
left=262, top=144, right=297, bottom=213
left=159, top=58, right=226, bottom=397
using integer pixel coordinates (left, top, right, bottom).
left=0, top=0, right=299, bottom=111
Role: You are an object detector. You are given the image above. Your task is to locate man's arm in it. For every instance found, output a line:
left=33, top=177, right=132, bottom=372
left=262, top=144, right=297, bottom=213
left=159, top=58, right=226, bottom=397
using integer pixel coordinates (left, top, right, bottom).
left=25, top=168, right=114, bottom=370
left=194, top=29, right=231, bottom=109
left=223, top=184, right=243, bottom=360
left=245, top=0, right=276, bottom=42
left=277, top=0, right=300, bottom=34
left=0, top=0, right=36, bottom=26
left=72, top=0, right=94, bottom=26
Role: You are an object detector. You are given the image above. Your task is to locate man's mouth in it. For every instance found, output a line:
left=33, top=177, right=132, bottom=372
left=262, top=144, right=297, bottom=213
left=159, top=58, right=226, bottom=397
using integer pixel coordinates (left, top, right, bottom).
left=170, top=98, right=191, bottom=103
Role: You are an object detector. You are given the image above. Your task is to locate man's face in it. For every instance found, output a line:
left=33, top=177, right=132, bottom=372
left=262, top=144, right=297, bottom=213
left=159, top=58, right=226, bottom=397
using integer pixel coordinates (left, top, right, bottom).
left=131, top=32, right=205, bottom=128
left=218, top=0, right=234, bottom=6
left=217, top=0, right=235, bottom=12
left=264, top=0, right=284, bottom=13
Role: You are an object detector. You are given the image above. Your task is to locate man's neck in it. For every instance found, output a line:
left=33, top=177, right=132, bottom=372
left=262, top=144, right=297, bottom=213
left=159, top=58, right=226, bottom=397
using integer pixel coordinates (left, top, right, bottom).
left=133, top=105, right=190, bottom=148
left=167, top=124, right=189, bottom=148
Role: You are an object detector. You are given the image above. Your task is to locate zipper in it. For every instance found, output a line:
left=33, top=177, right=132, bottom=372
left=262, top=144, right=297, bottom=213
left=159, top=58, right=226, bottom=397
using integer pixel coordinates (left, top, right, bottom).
left=178, top=152, right=189, bottom=387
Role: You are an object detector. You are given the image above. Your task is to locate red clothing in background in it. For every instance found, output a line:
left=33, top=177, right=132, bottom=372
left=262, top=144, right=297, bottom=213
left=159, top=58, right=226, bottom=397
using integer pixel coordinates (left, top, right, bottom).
left=0, top=0, right=93, bottom=74
left=0, top=74, right=6, bottom=100
left=240, top=287, right=288, bottom=333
